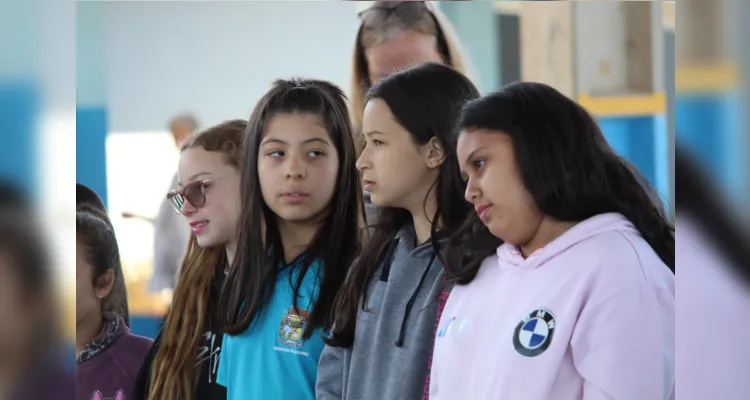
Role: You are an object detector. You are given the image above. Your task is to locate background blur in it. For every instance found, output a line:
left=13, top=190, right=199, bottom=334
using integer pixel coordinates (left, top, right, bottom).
left=1, top=0, right=748, bottom=397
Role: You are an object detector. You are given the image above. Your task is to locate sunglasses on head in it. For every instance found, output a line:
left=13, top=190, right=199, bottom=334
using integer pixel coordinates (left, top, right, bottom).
left=357, top=1, right=431, bottom=28
left=166, top=178, right=219, bottom=215
left=357, top=1, right=451, bottom=70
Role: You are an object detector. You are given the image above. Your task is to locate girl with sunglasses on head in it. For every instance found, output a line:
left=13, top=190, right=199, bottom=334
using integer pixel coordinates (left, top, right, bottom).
left=316, top=62, right=479, bottom=400
left=132, top=119, right=247, bottom=400
left=430, top=82, right=675, bottom=399
left=77, top=205, right=153, bottom=400
left=215, top=78, right=363, bottom=400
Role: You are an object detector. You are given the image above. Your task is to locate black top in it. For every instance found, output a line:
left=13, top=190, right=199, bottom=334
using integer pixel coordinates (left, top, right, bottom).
left=132, top=266, right=227, bottom=400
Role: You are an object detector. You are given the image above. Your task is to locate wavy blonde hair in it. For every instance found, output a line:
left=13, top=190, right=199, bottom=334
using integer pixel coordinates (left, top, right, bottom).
left=349, top=1, right=475, bottom=151
left=147, top=119, right=246, bottom=400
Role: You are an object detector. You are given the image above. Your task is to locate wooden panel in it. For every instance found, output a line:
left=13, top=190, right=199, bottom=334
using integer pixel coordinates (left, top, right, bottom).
left=623, top=1, right=654, bottom=93
left=519, top=1, right=574, bottom=98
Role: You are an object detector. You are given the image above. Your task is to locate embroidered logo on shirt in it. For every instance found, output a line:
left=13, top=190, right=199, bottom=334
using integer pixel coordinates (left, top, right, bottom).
left=513, top=308, right=556, bottom=357
left=91, top=389, right=125, bottom=400
left=278, top=307, right=309, bottom=348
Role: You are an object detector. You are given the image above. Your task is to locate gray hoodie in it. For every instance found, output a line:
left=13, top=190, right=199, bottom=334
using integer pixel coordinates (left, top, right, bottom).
left=316, top=224, right=451, bottom=400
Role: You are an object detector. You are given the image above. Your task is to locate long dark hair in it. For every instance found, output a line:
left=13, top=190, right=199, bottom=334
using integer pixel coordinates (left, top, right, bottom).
left=219, top=79, right=363, bottom=338
left=76, top=206, right=121, bottom=297
left=446, top=81, right=675, bottom=284
left=76, top=183, right=130, bottom=326
left=675, top=145, right=750, bottom=283
left=326, top=62, right=479, bottom=348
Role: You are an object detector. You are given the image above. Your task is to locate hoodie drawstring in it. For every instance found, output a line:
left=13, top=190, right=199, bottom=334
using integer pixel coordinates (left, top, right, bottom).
left=379, top=236, right=400, bottom=282
left=395, top=252, right=437, bottom=347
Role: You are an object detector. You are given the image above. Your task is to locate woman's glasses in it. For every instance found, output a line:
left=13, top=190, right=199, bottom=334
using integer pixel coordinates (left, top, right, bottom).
left=357, top=1, right=429, bottom=29
left=166, top=178, right=217, bottom=215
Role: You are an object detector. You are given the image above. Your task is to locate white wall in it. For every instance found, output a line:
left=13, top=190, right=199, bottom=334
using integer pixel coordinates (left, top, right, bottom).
left=101, top=1, right=361, bottom=132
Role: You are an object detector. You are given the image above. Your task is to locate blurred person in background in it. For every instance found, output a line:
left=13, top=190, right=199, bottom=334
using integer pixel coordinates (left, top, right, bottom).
left=675, top=146, right=750, bottom=400
left=78, top=183, right=130, bottom=326
left=350, top=1, right=475, bottom=222
left=150, top=115, right=195, bottom=304
left=0, top=182, right=73, bottom=400
left=76, top=206, right=153, bottom=400
left=123, top=115, right=196, bottom=305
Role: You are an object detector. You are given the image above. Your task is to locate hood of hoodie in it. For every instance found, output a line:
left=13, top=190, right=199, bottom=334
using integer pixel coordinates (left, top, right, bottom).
left=496, top=213, right=639, bottom=271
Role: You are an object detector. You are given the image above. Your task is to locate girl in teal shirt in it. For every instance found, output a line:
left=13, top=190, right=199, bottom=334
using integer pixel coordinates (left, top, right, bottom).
left=216, top=78, right=364, bottom=399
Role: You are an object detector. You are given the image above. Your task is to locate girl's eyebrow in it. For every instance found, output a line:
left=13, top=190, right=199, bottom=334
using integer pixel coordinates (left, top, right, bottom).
left=261, top=137, right=331, bottom=146
left=178, top=172, right=211, bottom=187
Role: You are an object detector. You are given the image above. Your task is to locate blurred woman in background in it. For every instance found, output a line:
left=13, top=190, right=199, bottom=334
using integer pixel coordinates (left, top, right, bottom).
left=350, top=1, right=474, bottom=138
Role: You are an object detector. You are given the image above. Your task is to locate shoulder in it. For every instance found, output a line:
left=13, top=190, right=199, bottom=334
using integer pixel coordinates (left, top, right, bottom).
left=450, top=253, right=499, bottom=294
left=120, top=331, right=154, bottom=351
left=109, top=332, right=154, bottom=377
left=569, top=228, right=674, bottom=302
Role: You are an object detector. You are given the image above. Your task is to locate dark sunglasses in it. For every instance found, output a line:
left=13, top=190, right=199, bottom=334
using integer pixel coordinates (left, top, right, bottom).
left=357, top=1, right=431, bottom=28
left=166, top=178, right=220, bottom=215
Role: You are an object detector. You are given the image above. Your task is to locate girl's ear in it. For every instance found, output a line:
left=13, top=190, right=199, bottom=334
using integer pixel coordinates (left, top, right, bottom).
left=423, top=137, right=445, bottom=169
left=95, top=268, right=116, bottom=300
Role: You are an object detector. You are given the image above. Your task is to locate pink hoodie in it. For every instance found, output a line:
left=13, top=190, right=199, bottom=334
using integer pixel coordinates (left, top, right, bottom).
left=430, top=213, right=675, bottom=399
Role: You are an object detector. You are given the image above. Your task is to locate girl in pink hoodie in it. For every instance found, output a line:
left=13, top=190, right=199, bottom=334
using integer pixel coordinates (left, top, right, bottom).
left=431, top=82, right=675, bottom=399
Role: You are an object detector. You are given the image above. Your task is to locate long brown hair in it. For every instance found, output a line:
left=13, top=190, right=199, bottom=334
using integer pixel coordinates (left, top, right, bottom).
left=349, top=1, right=474, bottom=150
left=147, top=119, right=246, bottom=400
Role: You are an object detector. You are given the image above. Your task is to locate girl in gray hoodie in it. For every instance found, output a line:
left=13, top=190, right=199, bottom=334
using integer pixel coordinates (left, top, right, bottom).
left=316, top=62, right=479, bottom=400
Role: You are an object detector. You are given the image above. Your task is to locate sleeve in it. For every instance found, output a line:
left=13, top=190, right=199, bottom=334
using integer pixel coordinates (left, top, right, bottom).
left=571, top=286, right=675, bottom=400
left=315, top=344, right=347, bottom=400
left=216, top=333, right=230, bottom=388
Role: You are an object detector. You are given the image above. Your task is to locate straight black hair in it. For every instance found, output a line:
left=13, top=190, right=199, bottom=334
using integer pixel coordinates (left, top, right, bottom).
left=75, top=183, right=130, bottom=326
left=219, top=79, right=364, bottom=338
left=326, top=62, right=479, bottom=348
left=446, top=81, right=675, bottom=284
left=76, top=206, right=121, bottom=291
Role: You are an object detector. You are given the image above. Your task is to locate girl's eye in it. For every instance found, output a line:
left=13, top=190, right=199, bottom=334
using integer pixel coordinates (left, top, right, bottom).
left=269, top=151, right=284, bottom=157
left=308, top=150, right=324, bottom=158
left=373, top=140, right=384, bottom=147
left=473, top=158, right=485, bottom=169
